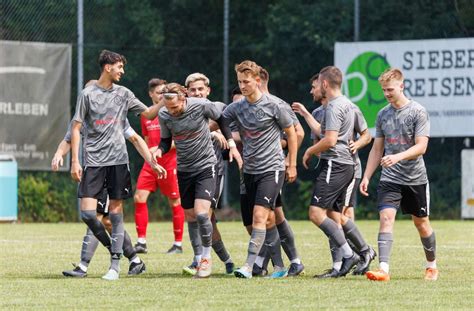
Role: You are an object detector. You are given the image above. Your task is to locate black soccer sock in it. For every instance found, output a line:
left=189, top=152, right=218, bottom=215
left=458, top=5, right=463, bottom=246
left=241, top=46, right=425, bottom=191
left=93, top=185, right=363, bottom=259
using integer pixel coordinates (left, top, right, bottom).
left=80, top=210, right=111, bottom=252
left=342, top=219, right=368, bottom=253
left=212, top=239, right=231, bottom=263
left=123, top=230, right=137, bottom=262
left=277, top=220, right=300, bottom=262
left=420, top=232, right=436, bottom=262
left=266, top=226, right=284, bottom=268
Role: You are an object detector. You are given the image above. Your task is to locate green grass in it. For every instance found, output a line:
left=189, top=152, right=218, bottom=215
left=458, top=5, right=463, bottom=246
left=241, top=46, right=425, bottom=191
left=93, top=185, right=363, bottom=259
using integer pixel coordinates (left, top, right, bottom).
left=0, top=220, right=472, bottom=310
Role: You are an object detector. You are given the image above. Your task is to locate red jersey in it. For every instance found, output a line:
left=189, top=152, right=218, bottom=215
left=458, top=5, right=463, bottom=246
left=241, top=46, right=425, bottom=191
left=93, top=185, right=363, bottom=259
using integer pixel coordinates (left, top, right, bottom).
left=140, top=115, right=177, bottom=169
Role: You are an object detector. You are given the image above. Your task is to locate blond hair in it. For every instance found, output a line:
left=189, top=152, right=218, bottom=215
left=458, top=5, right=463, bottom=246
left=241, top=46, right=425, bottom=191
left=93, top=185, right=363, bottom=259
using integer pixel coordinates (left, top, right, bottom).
left=162, top=83, right=187, bottom=97
left=235, top=60, right=261, bottom=77
left=378, top=68, right=404, bottom=84
left=185, top=73, right=210, bottom=88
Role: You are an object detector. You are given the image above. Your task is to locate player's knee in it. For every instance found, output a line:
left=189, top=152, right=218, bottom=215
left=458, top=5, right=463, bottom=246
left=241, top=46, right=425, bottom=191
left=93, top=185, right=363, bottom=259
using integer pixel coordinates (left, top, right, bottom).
left=80, top=210, right=96, bottom=223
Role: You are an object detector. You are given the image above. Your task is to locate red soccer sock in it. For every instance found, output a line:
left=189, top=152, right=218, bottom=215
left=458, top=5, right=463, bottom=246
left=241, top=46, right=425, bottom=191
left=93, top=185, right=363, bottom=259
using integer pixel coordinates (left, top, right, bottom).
left=172, top=205, right=185, bottom=242
left=134, top=202, right=149, bottom=238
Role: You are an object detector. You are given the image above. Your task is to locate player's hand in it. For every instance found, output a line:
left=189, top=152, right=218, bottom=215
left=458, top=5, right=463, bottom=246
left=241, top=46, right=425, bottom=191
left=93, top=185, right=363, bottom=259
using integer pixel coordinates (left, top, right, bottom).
left=51, top=153, right=63, bottom=171
left=291, top=102, right=309, bottom=117
left=349, top=139, right=360, bottom=154
left=152, top=163, right=167, bottom=179
left=71, top=161, right=82, bottom=182
left=229, top=147, right=243, bottom=169
left=359, top=177, right=370, bottom=196
left=211, top=131, right=228, bottom=149
left=286, top=165, right=297, bottom=183
left=153, top=148, right=162, bottom=161
left=302, top=150, right=312, bottom=169
left=381, top=154, right=400, bottom=168
left=284, top=155, right=290, bottom=168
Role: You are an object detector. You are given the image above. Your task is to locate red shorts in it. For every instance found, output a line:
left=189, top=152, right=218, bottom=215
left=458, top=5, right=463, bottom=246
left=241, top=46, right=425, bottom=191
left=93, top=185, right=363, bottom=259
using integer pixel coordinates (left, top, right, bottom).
left=136, top=164, right=180, bottom=199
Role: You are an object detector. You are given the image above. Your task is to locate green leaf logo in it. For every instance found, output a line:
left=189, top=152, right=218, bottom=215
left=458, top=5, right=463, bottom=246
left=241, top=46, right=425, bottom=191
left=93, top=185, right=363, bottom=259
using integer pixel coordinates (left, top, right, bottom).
left=342, top=52, right=390, bottom=128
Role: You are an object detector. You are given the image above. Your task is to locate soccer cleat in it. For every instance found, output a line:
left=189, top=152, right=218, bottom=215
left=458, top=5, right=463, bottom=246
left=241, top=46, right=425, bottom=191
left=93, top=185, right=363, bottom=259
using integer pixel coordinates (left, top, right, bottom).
left=134, top=242, right=148, bottom=254
left=252, top=264, right=268, bottom=277
left=225, top=262, right=235, bottom=275
left=269, top=267, right=288, bottom=278
left=338, top=252, right=360, bottom=277
left=166, top=244, right=183, bottom=254
left=314, top=268, right=339, bottom=279
left=62, top=265, right=87, bottom=278
left=102, top=269, right=119, bottom=281
left=182, top=262, right=199, bottom=276
left=366, top=269, right=390, bottom=281
left=353, top=246, right=377, bottom=275
left=196, top=258, right=212, bottom=278
left=128, top=260, right=146, bottom=276
left=424, top=268, right=439, bottom=281
left=234, top=265, right=253, bottom=279
left=287, top=262, right=305, bottom=277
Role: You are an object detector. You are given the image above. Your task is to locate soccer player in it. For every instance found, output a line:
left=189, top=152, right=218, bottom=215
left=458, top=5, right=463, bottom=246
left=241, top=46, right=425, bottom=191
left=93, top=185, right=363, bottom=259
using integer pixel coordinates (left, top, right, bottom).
left=295, top=73, right=375, bottom=278
left=133, top=78, right=185, bottom=255
left=154, top=83, right=238, bottom=278
left=183, top=73, right=235, bottom=275
left=219, top=60, right=297, bottom=279
left=70, top=50, right=165, bottom=280
left=52, top=118, right=152, bottom=277
left=302, top=66, right=373, bottom=278
left=252, top=68, right=305, bottom=277
left=361, top=68, right=438, bottom=281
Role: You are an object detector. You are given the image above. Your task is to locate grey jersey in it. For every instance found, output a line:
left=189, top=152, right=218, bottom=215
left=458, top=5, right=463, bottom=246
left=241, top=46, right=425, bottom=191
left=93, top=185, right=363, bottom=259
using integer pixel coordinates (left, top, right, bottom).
left=310, top=106, right=325, bottom=140
left=159, top=97, right=226, bottom=172
left=376, top=100, right=430, bottom=185
left=267, top=94, right=299, bottom=141
left=212, top=137, right=225, bottom=176
left=222, top=93, right=293, bottom=174
left=72, top=83, right=147, bottom=166
left=320, top=96, right=355, bottom=165
left=351, top=104, right=367, bottom=179
left=64, top=119, right=136, bottom=165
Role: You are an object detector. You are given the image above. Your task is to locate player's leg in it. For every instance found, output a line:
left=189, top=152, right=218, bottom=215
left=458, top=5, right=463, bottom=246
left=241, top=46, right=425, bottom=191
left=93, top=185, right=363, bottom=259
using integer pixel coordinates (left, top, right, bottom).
left=274, top=201, right=304, bottom=276
left=210, top=174, right=234, bottom=274
left=404, top=183, right=437, bottom=280
left=159, top=167, right=185, bottom=254
left=266, top=211, right=288, bottom=278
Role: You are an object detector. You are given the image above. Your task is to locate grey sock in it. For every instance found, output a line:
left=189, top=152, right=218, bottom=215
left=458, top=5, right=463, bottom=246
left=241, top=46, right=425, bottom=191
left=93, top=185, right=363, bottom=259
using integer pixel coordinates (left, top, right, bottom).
left=122, top=230, right=137, bottom=262
left=109, top=213, right=125, bottom=272
left=342, top=219, right=368, bottom=253
left=329, top=236, right=343, bottom=264
left=245, top=228, right=266, bottom=267
left=196, top=213, right=213, bottom=248
left=80, top=210, right=111, bottom=252
left=266, top=226, right=284, bottom=268
left=378, top=232, right=393, bottom=264
left=319, top=218, right=346, bottom=247
left=421, top=232, right=436, bottom=262
left=188, top=221, right=203, bottom=258
left=277, top=220, right=299, bottom=261
left=212, top=239, right=231, bottom=263
left=80, top=228, right=99, bottom=267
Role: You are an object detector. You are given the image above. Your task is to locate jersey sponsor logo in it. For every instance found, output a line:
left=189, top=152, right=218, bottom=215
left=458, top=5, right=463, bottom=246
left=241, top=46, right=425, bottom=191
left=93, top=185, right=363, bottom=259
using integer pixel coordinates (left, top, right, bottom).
left=95, top=116, right=120, bottom=126
left=342, top=51, right=391, bottom=128
left=173, top=131, right=201, bottom=141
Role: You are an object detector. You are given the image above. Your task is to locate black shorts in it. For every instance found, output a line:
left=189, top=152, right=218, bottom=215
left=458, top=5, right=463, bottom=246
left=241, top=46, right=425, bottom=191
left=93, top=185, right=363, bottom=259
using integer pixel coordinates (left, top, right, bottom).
left=211, top=174, right=224, bottom=209
left=240, top=193, right=253, bottom=227
left=96, top=187, right=109, bottom=215
left=377, top=181, right=430, bottom=217
left=244, top=170, right=285, bottom=210
left=78, top=164, right=132, bottom=200
left=344, top=178, right=361, bottom=208
left=178, top=166, right=216, bottom=209
left=310, top=159, right=354, bottom=212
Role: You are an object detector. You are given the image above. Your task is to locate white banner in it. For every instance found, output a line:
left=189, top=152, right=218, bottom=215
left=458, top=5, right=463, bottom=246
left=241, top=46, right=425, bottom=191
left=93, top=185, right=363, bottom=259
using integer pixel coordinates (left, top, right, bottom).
left=0, top=40, right=71, bottom=170
left=335, top=38, right=474, bottom=137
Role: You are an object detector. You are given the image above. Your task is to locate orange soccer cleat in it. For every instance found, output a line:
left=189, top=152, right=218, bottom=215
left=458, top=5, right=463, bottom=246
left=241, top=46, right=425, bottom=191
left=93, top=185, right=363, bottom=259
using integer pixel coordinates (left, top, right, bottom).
left=424, top=268, right=439, bottom=281
left=366, top=269, right=390, bottom=281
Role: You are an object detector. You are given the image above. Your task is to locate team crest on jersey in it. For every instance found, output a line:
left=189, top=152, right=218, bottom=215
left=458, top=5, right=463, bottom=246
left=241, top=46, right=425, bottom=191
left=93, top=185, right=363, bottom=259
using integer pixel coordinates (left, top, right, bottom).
left=404, top=113, right=415, bottom=127
left=190, top=111, right=200, bottom=120
left=113, top=95, right=124, bottom=106
left=255, top=109, right=265, bottom=120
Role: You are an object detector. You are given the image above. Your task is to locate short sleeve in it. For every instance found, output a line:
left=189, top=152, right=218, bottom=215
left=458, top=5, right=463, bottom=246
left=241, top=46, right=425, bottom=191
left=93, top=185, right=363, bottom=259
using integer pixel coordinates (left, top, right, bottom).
left=414, top=107, right=430, bottom=138
left=353, top=106, right=368, bottom=134
left=375, top=110, right=384, bottom=138
left=158, top=109, right=171, bottom=139
left=72, top=92, right=88, bottom=123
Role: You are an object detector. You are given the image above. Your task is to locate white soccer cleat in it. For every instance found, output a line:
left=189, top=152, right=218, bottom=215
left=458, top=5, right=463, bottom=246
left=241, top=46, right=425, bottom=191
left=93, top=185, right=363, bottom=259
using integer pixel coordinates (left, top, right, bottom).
left=102, top=269, right=119, bottom=281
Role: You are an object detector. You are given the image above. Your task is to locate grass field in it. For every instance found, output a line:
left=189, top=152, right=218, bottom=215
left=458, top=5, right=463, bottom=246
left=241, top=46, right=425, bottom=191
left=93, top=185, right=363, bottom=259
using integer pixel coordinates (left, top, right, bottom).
left=0, top=220, right=472, bottom=310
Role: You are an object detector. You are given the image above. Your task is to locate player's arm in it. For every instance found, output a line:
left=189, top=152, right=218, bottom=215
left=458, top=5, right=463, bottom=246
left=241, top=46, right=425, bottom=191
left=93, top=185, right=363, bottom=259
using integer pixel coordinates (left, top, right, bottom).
left=283, top=125, right=297, bottom=183
left=128, top=133, right=167, bottom=178
left=292, top=102, right=321, bottom=137
left=302, top=130, right=337, bottom=169
left=360, top=137, right=384, bottom=196
left=216, top=113, right=242, bottom=169
left=70, top=121, right=83, bottom=182
left=51, top=140, right=71, bottom=171
left=380, top=136, right=428, bottom=168
left=349, top=129, right=372, bottom=154
left=294, top=122, right=305, bottom=148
